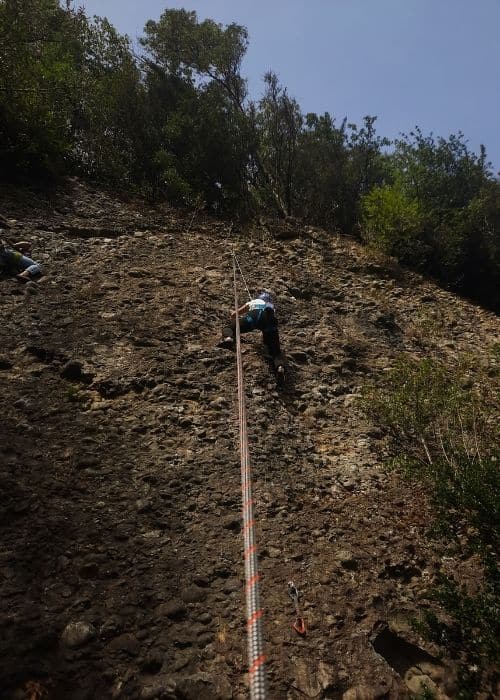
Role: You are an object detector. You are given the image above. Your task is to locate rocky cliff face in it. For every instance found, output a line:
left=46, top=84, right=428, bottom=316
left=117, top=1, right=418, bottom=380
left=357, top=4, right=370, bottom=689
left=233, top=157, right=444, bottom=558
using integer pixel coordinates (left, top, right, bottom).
left=0, top=180, right=498, bottom=699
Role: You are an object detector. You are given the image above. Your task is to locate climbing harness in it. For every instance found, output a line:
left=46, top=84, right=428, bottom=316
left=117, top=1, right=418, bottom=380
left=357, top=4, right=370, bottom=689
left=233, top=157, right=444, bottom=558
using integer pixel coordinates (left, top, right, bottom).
left=233, top=254, right=267, bottom=699
left=287, top=581, right=306, bottom=636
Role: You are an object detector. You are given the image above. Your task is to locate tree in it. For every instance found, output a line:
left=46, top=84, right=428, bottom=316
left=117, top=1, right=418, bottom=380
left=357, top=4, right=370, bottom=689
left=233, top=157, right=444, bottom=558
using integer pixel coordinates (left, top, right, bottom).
left=74, top=16, right=146, bottom=186
left=141, top=9, right=287, bottom=216
left=393, top=129, right=489, bottom=217
left=293, top=112, right=349, bottom=228
left=0, top=0, right=87, bottom=175
left=256, top=71, right=302, bottom=215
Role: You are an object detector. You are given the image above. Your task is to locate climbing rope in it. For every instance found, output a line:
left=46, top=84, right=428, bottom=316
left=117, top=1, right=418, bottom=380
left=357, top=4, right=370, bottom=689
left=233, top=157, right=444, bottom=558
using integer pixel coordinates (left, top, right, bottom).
left=233, top=254, right=267, bottom=700
left=233, top=250, right=252, bottom=302
left=225, top=222, right=252, bottom=301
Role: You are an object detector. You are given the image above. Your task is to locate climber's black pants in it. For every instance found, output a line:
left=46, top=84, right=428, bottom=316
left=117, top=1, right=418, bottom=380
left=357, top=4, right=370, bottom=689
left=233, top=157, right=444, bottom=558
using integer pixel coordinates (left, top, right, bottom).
left=262, top=327, right=284, bottom=371
left=222, top=315, right=284, bottom=371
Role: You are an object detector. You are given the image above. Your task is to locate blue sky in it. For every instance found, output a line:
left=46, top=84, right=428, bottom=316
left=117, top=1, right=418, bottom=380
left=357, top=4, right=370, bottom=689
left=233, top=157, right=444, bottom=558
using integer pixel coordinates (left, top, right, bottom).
left=78, top=0, right=500, bottom=172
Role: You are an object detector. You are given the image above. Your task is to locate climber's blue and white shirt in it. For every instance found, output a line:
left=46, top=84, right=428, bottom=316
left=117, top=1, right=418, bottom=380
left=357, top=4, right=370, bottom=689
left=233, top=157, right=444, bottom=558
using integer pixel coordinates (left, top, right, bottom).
left=248, top=297, right=275, bottom=314
left=245, top=297, right=276, bottom=330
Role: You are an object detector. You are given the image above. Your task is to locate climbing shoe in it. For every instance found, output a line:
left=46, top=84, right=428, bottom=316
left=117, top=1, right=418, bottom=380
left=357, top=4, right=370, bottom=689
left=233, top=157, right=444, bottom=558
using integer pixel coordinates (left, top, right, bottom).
left=276, top=365, right=285, bottom=383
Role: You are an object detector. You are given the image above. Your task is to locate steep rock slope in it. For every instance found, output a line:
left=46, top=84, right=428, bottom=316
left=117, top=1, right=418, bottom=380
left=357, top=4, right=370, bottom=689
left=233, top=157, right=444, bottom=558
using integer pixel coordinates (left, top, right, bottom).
left=0, top=181, right=498, bottom=699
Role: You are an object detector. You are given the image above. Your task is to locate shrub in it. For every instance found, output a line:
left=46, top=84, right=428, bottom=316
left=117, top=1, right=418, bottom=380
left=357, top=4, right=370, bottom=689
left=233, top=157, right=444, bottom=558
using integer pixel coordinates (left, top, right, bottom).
left=365, top=356, right=499, bottom=545
left=361, top=185, right=428, bottom=266
left=364, top=354, right=499, bottom=695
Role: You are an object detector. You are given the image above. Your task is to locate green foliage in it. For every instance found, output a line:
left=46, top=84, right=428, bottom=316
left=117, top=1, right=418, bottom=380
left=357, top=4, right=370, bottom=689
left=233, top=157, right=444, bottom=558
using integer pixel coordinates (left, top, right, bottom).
left=0, top=0, right=146, bottom=184
left=410, top=684, right=436, bottom=700
left=65, top=383, right=86, bottom=404
left=141, top=9, right=249, bottom=105
left=412, top=574, right=499, bottom=699
left=393, top=129, right=488, bottom=215
left=365, top=356, right=499, bottom=546
left=0, top=4, right=498, bottom=308
left=256, top=71, right=303, bottom=215
left=361, top=184, right=426, bottom=264
left=365, top=355, right=499, bottom=695
left=293, top=114, right=390, bottom=232
left=140, top=9, right=253, bottom=213
left=0, top=0, right=84, bottom=175
left=362, top=129, right=499, bottom=310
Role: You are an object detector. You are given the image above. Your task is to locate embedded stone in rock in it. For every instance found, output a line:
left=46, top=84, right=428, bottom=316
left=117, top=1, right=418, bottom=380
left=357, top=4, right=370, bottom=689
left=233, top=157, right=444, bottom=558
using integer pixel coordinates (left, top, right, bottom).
left=75, top=456, right=99, bottom=470
left=335, top=550, right=359, bottom=570
left=197, top=632, right=214, bottom=648
left=157, top=600, right=187, bottom=620
left=176, top=673, right=225, bottom=700
left=405, top=672, right=440, bottom=697
left=294, top=658, right=337, bottom=698
left=222, top=515, right=241, bottom=531
left=173, top=633, right=193, bottom=649
left=196, top=612, right=212, bottom=625
left=140, top=681, right=177, bottom=700
left=209, top=397, right=228, bottom=410
left=78, top=562, right=99, bottom=579
left=24, top=283, right=41, bottom=298
left=193, top=575, right=210, bottom=588
left=181, top=586, right=207, bottom=604
left=61, top=621, right=97, bottom=648
left=105, top=632, right=140, bottom=656
left=289, top=349, right=311, bottom=363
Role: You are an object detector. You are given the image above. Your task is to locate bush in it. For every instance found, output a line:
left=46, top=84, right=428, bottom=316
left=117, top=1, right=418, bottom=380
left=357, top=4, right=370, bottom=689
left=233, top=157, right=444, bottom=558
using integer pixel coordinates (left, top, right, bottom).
left=364, top=354, right=499, bottom=695
left=365, top=356, right=499, bottom=545
left=361, top=185, right=428, bottom=266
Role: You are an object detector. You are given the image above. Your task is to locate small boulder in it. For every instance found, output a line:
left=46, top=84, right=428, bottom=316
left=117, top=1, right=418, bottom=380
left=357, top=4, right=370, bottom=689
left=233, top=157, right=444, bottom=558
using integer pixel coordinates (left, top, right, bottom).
left=61, top=621, right=96, bottom=648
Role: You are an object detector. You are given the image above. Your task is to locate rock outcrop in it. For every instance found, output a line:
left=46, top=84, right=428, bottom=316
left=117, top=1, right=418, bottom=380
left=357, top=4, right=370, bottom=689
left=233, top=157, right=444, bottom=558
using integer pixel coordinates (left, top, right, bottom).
left=0, top=180, right=498, bottom=699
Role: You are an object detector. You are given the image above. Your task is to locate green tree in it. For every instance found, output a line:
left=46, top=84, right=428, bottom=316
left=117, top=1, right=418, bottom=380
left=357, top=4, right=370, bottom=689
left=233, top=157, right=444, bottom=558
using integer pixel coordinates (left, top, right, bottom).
left=0, top=1, right=147, bottom=186
left=293, top=112, right=349, bottom=229
left=384, top=129, right=499, bottom=309
left=141, top=9, right=287, bottom=216
left=0, top=0, right=86, bottom=175
left=293, top=114, right=390, bottom=232
left=140, top=9, right=253, bottom=211
left=74, top=16, right=146, bottom=186
left=393, top=129, right=489, bottom=216
left=256, top=71, right=303, bottom=215
left=341, top=116, right=391, bottom=233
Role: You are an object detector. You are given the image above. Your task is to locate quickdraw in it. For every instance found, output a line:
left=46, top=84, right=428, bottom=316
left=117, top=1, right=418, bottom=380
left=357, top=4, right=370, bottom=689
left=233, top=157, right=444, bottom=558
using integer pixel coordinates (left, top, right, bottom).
left=287, top=581, right=306, bottom=636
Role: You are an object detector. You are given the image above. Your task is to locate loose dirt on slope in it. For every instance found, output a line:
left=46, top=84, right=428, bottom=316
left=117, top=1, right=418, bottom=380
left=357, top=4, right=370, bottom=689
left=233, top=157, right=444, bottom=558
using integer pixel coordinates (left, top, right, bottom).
left=1, top=181, right=498, bottom=700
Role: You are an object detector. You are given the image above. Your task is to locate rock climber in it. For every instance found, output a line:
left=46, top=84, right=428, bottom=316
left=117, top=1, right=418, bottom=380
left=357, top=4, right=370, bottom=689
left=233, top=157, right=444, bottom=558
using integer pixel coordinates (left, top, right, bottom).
left=0, top=239, right=43, bottom=281
left=220, top=289, right=285, bottom=379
